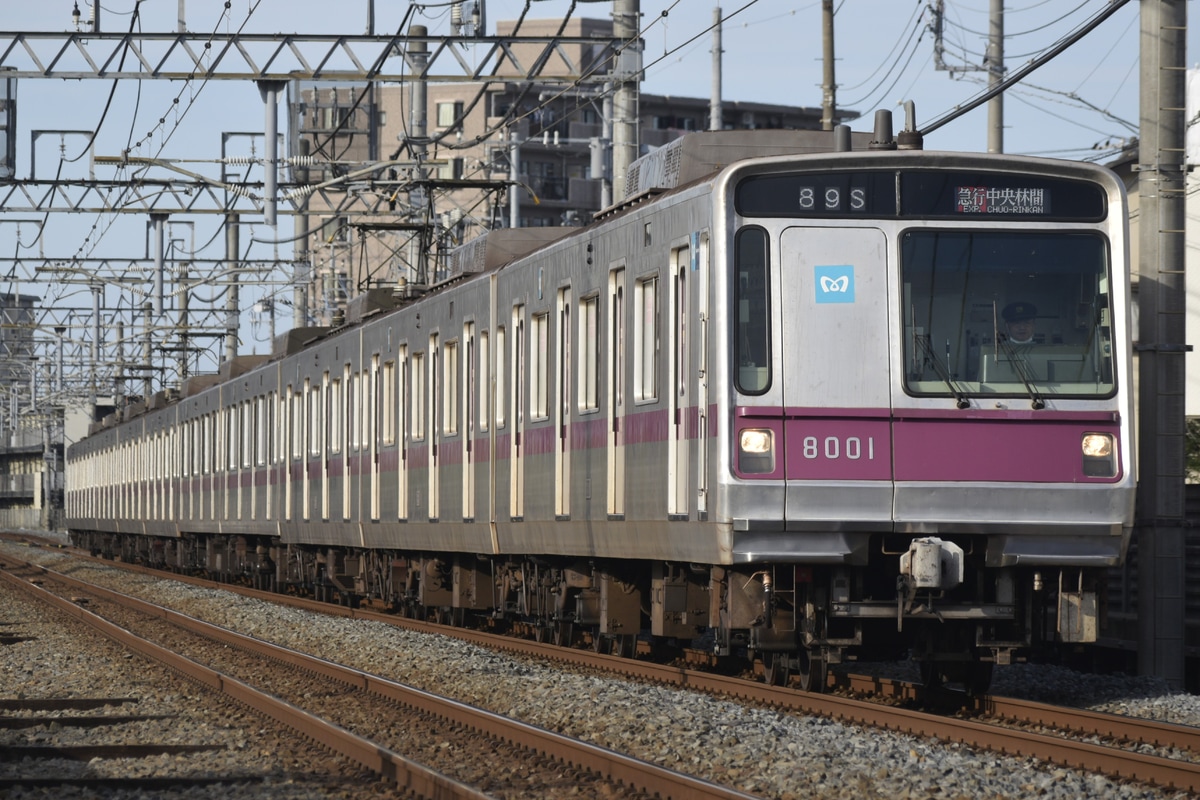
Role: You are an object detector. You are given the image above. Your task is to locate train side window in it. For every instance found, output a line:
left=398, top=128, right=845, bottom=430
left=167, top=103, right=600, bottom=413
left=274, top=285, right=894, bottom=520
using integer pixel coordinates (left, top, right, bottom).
left=382, top=360, right=396, bottom=445
left=201, top=415, right=209, bottom=474
left=412, top=352, right=426, bottom=441
left=292, top=387, right=303, bottom=459
left=330, top=376, right=342, bottom=454
left=309, top=378, right=322, bottom=457
left=444, top=338, right=459, bottom=435
left=495, top=325, right=506, bottom=428
left=479, top=331, right=490, bottom=432
left=243, top=401, right=253, bottom=469
left=531, top=312, right=550, bottom=420
left=579, top=295, right=599, bottom=413
left=345, top=365, right=356, bottom=451
left=348, top=370, right=359, bottom=451
left=279, top=393, right=288, bottom=463
left=634, top=276, right=659, bottom=402
left=256, top=396, right=267, bottom=467
left=228, top=406, right=238, bottom=470
left=734, top=226, right=771, bottom=394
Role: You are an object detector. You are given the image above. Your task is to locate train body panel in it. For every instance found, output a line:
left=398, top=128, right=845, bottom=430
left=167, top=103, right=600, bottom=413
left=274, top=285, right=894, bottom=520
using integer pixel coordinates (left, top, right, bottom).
left=65, top=130, right=1136, bottom=688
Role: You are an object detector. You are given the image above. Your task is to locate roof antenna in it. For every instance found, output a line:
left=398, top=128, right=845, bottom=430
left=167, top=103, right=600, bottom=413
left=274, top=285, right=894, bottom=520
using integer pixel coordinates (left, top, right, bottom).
left=834, top=124, right=852, bottom=152
left=868, top=110, right=896, bottom=151
left=897, top=101, right=924, bottom=150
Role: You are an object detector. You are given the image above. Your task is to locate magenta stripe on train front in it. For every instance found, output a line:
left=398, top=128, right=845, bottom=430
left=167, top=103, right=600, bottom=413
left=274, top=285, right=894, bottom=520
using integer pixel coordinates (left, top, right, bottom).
left=893, top=418, right=1122, bottom=482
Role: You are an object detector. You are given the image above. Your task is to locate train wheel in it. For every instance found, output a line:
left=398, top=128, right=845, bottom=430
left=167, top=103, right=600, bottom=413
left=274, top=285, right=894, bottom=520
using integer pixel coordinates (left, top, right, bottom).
left=763, top=652, right=791, bottom=687
left=965, top=661, right=994, bottom=696
left=795, top=649, right=827, bottom=693
left=921, top=659, right=991, bottom=695
left=919, top=659, right=945, bottom=690
left=611, top=634, right=635, bottom=659
left=553, top=622, right=574, bottom=648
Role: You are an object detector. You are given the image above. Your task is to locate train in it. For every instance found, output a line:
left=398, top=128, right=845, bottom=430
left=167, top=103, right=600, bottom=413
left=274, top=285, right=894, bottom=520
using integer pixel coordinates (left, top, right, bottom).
left=64, top=117, right=1137, bottom=694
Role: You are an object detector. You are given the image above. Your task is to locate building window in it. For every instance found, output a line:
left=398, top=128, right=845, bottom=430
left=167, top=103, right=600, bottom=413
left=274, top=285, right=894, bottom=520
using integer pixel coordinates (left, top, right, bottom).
left=438, top=158, right=464, bottom=180
left=437, top=101, right=464, bottom=128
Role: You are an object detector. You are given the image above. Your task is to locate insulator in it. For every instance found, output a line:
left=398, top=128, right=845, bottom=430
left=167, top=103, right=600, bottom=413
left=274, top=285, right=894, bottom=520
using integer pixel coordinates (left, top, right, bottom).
left=283, top=156, right=319, bottom=166
left=222, top=156, right=257, bottom=165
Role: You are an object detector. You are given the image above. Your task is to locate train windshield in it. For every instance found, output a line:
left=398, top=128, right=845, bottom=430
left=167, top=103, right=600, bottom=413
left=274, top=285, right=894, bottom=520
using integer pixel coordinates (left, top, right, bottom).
left=901, top=230, right=1115, bottom=399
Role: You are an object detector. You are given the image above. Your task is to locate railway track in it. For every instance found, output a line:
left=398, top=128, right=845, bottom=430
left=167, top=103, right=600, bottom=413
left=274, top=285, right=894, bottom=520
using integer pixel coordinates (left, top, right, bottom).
left=0, top=557, right=760, bottom=800
left=5, top=538, right=1200, bottom=796
left=0, top=576, right=384, bottom=797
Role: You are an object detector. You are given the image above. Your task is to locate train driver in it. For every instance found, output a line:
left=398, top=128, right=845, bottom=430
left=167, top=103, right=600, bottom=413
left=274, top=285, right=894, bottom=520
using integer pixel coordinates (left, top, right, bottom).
left=1001, top=301, right=1038, bottom=345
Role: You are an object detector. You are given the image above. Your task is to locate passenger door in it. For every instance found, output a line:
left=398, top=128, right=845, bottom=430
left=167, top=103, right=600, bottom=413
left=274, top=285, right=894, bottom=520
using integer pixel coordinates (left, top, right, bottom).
left=778, top=227, right=893, bottom=527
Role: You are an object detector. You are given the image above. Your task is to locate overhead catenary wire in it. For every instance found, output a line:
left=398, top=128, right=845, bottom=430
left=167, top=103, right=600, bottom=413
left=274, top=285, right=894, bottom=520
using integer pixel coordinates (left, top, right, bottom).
left=918, top=0, right=1132, bottom=137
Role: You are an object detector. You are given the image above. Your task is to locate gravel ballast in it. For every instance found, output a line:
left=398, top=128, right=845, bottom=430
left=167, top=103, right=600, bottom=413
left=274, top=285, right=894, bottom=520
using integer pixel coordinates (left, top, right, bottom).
left=2, top=541, right=1197, bottom=800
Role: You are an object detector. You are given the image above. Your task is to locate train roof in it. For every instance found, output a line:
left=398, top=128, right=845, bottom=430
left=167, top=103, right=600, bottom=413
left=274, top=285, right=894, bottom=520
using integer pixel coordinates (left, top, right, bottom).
left=622, top=128, right=877, bottom=199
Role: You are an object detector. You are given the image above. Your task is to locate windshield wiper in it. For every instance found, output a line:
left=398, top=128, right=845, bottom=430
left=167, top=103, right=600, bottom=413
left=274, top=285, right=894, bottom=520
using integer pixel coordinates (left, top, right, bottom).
left=998, top=338, right=1046, bottom=410
left=916, top=336, right=970, bottom=409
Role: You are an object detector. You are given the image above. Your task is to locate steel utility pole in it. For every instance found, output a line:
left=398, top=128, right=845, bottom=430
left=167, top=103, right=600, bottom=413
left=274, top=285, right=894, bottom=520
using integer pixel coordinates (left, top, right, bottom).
left=611, top=0, right=641, bottom=201
left=820, top=0, right=836, bottom=131
left=710, top=7, right=722, bottom=131
left=1136, top=0, right=1187, bottom=690
left=986, top=0, right=1004, bottom=152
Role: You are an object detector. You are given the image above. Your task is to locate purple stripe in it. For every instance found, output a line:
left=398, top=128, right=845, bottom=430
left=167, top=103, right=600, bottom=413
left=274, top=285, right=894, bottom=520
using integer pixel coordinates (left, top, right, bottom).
left=743, top=405, right=1123, bottom=484
left=576, top=416, right=608, bottom=449
left=894, top=419, right=1122, bottom=482
left=624, top=407, right=670, bottom=446
left=408, top=444, right=429, bottom=469
left=523, top=425, right=556, bottom=456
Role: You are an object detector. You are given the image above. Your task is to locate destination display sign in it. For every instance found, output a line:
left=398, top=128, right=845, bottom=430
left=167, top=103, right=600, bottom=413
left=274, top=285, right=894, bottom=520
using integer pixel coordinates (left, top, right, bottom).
left=735, top=168, right=1107, bottom=221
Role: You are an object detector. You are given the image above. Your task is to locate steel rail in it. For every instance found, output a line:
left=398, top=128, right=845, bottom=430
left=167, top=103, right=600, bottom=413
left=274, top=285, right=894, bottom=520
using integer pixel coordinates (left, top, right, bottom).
left=6, top=560, right=761, bottom=800
left=0, top=567, right=492, bottom=800
left=19, top=547, right=1200, bottom=794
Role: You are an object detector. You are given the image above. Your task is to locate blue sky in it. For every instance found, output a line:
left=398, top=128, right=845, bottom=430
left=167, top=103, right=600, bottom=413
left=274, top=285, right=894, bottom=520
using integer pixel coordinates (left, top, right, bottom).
left=0, top=1, right=1189, bottom=364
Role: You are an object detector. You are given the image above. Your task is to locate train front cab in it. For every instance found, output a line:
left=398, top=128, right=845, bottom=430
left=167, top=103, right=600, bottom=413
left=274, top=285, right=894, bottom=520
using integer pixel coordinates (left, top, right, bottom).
left=722, top=156, right=1136, bottom=691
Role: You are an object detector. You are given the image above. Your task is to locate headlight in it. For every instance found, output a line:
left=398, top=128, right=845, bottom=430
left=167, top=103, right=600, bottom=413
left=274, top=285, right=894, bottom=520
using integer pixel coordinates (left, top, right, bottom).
left=1081, top=433, right=1116, bottom=477
left=740, top=429, right=772, bottom=454
left=1081, top=434, right=1112, bottom=458
left=738, top=428, right=774, bottom=474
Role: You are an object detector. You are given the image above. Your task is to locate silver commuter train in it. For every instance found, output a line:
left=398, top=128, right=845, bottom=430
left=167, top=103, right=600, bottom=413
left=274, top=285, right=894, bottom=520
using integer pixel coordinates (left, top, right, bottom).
left=65, top=126, right=1136, bottom=692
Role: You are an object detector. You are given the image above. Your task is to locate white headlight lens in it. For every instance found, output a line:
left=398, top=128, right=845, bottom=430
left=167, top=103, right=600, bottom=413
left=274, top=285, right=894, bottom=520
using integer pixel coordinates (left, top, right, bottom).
left=1081, top=433, right=1113, bottom=458
left=1081, top=433, right=1116, bottom=477
left=740, top=429, right=772, bottom=454
left=738, top=429, right=774, bottom=474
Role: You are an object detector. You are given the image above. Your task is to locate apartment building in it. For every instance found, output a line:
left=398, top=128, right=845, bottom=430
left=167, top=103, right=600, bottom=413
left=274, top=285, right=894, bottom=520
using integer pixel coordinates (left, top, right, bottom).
left=291, top=18, right=833, bottom=324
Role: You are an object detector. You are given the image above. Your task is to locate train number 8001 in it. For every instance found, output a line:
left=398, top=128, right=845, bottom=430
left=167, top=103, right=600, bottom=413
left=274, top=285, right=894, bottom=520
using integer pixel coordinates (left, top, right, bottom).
left=801, top=436, right=876, bottom=460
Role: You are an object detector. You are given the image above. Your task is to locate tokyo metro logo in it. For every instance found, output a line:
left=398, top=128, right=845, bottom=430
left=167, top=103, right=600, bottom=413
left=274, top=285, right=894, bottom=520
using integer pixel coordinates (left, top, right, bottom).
left=815, top=265, right=855, bottom=303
